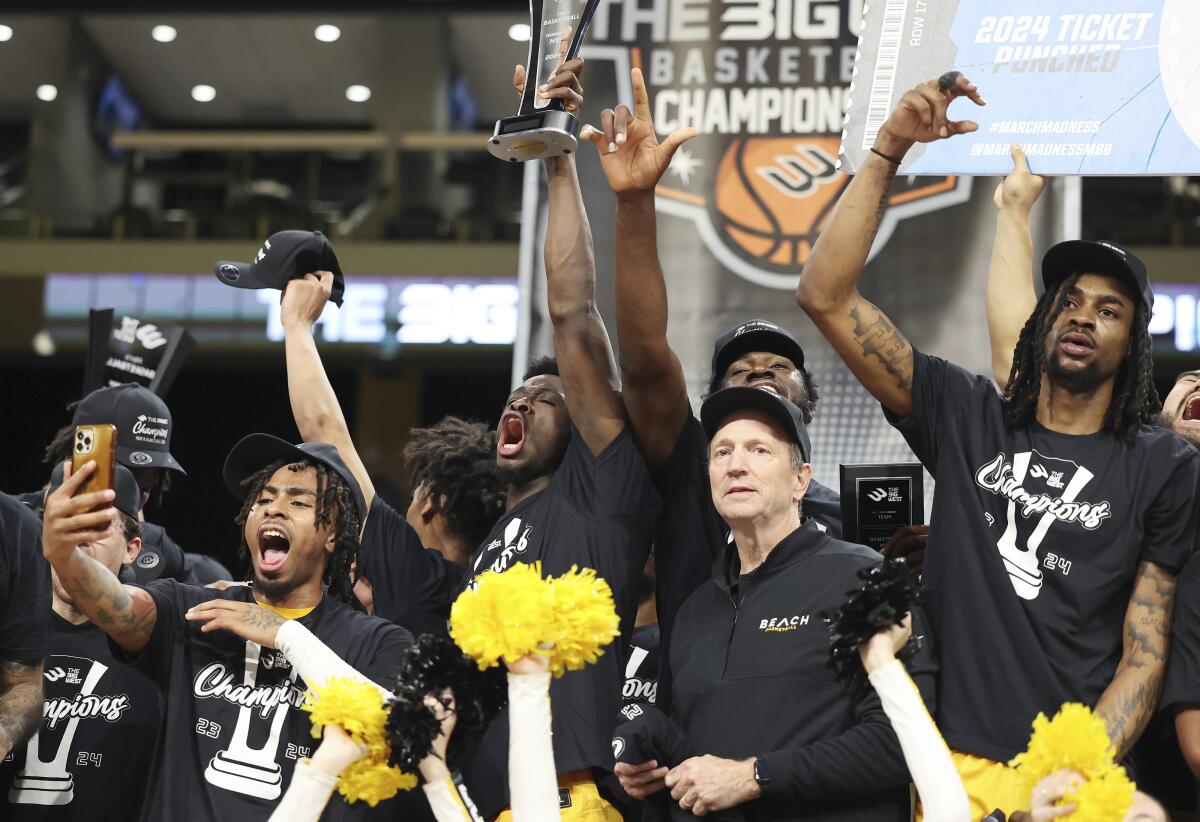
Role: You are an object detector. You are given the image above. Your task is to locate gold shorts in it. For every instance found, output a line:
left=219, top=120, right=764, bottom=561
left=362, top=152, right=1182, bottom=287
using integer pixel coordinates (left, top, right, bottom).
left=493, top=771, right=622, bottom=822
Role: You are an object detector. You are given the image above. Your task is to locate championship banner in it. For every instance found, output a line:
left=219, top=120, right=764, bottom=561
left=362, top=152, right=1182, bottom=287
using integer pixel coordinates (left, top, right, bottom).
left=516, top=0, right=1069, bottom=501
left=841, top=0, right=1200, bottom=174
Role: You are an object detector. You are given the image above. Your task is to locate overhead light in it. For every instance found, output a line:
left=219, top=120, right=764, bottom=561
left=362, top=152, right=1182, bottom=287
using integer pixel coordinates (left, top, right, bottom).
left=36, top=84, right=58, bottom=102
left=508, top=23, right=530, bottom=42
left=314, top=24, right=341, bottom=43
left=345, top=84, right=371, bottom=103
left=151, top=25, right=177, bottom=43
left=0, top=24, right=12, bottom=42
left=191, top=84, right=216, bottom=103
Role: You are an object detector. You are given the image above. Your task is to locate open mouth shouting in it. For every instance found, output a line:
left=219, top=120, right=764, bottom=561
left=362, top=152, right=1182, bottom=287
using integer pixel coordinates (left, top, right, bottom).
left=1182, top=392, right=1200, bottom=423
left=747, top=378, right=782, bottom=396
left=498, top=412, right=526, bottom=459
left=257, top=523, right=291, bottom=574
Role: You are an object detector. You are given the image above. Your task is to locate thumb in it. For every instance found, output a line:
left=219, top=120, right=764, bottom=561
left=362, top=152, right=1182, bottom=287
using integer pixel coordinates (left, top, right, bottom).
left=319, top=270, right=334, bottom=292
left=1011, top=143, right=1029, bottom=174
left=655, top=127, right=699, bottom=165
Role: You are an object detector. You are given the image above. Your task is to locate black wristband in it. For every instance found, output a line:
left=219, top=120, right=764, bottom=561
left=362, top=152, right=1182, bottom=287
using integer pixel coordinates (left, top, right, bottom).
left=870, top=146, right=903, bottom=165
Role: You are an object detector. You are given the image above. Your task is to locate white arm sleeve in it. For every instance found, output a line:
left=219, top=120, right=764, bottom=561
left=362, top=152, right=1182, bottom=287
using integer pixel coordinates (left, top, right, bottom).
left=268, top=759, right=339, bottom=822
left=275, top=620, right=390, bottom=700
left=507, top=671, right=561, bottom=822
left=868, top=660, right=970, bottom=822
left=423, top=775, right=485, bottom=822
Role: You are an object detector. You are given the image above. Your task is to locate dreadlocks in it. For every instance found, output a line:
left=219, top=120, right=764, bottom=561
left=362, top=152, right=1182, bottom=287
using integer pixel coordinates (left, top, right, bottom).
left=234, top=459, right=361, bottom=604
left=403, top=416, right=506, bottom=550
left=1003, top=272, right=1159, bottom=442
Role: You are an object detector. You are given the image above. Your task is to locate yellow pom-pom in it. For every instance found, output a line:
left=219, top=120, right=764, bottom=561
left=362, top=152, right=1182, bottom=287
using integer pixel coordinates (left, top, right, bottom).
left=337, top=758, right=418, bottom=807
left=302, top=677, right=418, bottom=805
left=302, top=677, right=389, bottom=750
left=1009, top=703, right=1118, bottom=788
left=546, top=566, right=621, bottom=676
left=1058, top=765, right=1135, bottom=822
left=451, top=562, right=554, bottom=669
left=1009, top=703, right=1135, bottom=822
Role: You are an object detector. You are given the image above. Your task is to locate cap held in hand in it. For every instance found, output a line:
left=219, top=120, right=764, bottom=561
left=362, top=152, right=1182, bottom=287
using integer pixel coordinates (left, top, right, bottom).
left=214, top=230, right=345, bottom=307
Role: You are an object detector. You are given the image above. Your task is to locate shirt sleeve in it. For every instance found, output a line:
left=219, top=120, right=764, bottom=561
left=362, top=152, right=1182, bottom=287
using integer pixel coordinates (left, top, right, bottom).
left=358, top=496, right=465, bottom=636
left=759, top=606, right=938, bottom=803
left=108, top=578, right=203, bottom=682
left=1139, top=446, right=1200, bottom=573
left=1162, top=556, right=1200, bottom=712
left=0, top=501, right=50, bottom=664
left=884, top=348, right=993, bottom=476
left=868, top=661, right=969, bottom=822
left=354, top=620, right=415, bottom=690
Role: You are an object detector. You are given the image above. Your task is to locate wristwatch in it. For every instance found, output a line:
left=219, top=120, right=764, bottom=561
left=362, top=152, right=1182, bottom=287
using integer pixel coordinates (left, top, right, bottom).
left=753, top=757, right=770, bottom=792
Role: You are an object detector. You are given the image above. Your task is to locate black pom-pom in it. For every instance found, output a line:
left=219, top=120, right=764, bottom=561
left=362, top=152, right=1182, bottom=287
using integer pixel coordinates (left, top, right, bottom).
left=825, top=559, right=924, bottom=693
left=386, top=634, right=507, bottom=772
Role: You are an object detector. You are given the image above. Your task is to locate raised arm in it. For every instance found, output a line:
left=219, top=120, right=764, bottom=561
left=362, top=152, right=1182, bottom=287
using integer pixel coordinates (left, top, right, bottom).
left=582, top=68, right=697, bottom=465
left=1096, top=560, right=1176, bottom=759
left=795, top=74, right=984, bottom=417
left=987, top=145, right=1045, bottom=389
left=524, top=56, right=624, bottom=456
left=280, top=273, right=375, bottom=508
left=41, top=462, right=157, bottom=654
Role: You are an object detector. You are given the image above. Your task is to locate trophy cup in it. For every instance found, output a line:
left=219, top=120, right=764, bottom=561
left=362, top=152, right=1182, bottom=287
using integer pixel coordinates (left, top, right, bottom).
left=487, top=0, right=602, bottom=163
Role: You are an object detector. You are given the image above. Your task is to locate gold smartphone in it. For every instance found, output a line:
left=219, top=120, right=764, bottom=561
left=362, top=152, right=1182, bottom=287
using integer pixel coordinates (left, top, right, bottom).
left=71, top=424, right=118, bottom=502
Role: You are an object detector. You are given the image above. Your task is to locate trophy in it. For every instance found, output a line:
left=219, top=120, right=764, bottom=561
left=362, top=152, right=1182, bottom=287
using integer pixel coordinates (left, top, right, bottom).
left=487, top=0, right=602, bottom=163
left=839, top=463, right=925, bottom=551
left=83, top=308, right=195, bottom=396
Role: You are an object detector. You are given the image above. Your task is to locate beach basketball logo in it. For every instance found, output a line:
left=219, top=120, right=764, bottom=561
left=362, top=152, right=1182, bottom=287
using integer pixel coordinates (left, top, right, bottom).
left=589, top=0, right=971, bottom=289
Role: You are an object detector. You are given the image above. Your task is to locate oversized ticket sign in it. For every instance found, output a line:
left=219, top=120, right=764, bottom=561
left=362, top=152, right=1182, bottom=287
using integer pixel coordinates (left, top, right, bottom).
left=840, top=1, right=1200, bottom=174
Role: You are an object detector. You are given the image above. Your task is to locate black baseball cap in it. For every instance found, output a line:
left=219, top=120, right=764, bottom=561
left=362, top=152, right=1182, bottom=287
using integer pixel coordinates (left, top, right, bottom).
left=214, top=230, right=345, bottom=307
left=1042, top=240, right=1153, bottom=311
left=701, top=386, right=811, bottom=464
left=72, top=384, right=186, bottom=475
left=222, top=433, right=367, bottom=521
left=50, top=462, right=142, bottom=520
left=612, top=704, right=694, bottom=768
left=710, top=320, right=806, bottom=394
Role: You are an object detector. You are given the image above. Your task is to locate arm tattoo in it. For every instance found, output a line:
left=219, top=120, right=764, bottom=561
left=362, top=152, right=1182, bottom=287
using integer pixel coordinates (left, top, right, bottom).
left=62, top=551, right=156, bottom=647
left=849, top=302, right=914, bottom=392
left=1098, top=561, right=1176, bottom=757
left=0, top=660, right=43, bottom=756
left=870, top=166, right=898, bottom=235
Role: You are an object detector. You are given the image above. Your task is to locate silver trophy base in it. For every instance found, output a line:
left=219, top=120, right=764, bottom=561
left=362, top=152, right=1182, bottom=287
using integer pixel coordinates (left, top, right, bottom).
left=488, top=109, right=581, bottom=162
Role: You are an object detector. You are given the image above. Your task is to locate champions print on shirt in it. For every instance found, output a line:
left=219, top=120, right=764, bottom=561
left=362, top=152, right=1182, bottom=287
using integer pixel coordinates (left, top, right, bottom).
left=8, top=655, right=133, bottom=806
left=472, top=516, right=533, bottom=580
left=195, top=641, right=306, bottom=801
left=975, top=449, right=1113, bottom=600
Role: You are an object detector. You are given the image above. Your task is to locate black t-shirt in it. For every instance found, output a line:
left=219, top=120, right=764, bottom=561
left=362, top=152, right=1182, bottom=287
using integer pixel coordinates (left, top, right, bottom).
left=461, top=427, right=659, bottom=820
left=623, top=624, right=659, bottom=707
left=0, top=494, right=50, bottom=665
left=1, top=614, right=160, bottom=821
left=651, top=414, right=841, bottom=713
left=1160, top=553, right=1200, bottom=810
left=116, top=580, right=413, bottom=821
left=357, top=496, right=466, bottom=637
left=889, top=349, right=1200, bottom=762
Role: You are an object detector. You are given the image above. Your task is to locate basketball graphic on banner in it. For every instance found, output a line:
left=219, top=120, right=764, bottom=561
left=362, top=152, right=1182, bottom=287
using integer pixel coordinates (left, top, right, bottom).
left=712, top=137, right=847, bottom=269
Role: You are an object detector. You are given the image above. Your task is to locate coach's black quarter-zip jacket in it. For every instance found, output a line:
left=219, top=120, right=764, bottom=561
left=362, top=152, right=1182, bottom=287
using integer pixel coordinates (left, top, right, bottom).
left=669, top=519, right=938, bottom=822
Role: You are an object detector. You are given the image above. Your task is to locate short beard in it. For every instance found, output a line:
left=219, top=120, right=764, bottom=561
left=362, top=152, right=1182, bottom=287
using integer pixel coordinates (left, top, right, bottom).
left=496, top=448, right=565, bottom=489
left=253, top=572, right=304, bottom=601
left=1045, top=350, right=1108, bottom=393
left=1161, top=409, right=1200, bottom=450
